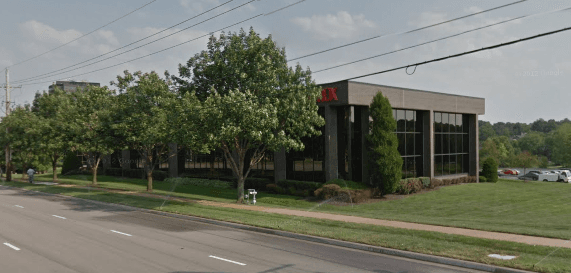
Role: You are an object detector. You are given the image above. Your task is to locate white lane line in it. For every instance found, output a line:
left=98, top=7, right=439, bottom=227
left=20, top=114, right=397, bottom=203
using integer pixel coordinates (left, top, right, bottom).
left=110, top=230, right=132, bottom=237
left=4, top=243, right=21, bottom=251
left=209, top=255, right=246, bottom=266
left=14, top=205, right=24, bottom=208
left=52, top=215, right=67, bottom=220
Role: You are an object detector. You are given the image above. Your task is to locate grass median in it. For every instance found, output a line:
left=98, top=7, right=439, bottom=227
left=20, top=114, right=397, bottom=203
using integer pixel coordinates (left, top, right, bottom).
left=1, top=180, right=570, bottom=273
left=19, top=172, right=571, bottom=241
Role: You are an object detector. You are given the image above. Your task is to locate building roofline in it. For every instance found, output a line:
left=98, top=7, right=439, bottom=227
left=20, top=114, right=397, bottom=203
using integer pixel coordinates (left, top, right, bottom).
left=317, top=80, right=484, bottom=100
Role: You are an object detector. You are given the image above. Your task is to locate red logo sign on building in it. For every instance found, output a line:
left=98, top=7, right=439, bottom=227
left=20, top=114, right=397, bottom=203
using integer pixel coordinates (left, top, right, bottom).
left=317, top=88, right=338, bottom=102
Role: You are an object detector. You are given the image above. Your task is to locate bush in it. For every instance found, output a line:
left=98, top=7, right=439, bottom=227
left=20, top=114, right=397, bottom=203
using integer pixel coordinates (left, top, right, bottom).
left=152, top=170, right=169, bottom=182
left=482, top=157, right=499, bottom=182
left=277, top=180, right=322, bottom=193
left=324, top=179, right=368, bottom=190
left=242, top=177, right=272, bottom=191
left=430, top=178, right=443, bottom=188
left=104, top=168, right=123, bottom=177
left=479, top=176, right=488, bottom=182
left=314, top=184, right=372, bottom=203
left=396, top=178, right=422, bottom=195
left=164, top=177, right=232, bottom=189
left=368, top=92, right=402, bottom=195
left=265, top=184, right=284, bottom=194
left=419, top=177, right=430, bottom=188
left=61, top=152, right=82, bottom=175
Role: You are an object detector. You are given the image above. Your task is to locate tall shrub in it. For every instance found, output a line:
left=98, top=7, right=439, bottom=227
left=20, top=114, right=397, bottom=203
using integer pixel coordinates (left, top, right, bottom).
left=368, top=92, right=402, bottom=194
left=482, top=157, right=498, bottom=183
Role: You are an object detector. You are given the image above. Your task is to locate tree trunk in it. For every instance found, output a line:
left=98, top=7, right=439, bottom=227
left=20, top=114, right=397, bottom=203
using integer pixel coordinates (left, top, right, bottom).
left=237, top=176, right=245, bottom=203
left=52, top=155, right=59, bottom=182
left=6, top=161, right=11, bottom=182
left=146, top=152, right=153, bottom=193
left=92, top=157, right=101, bottom=185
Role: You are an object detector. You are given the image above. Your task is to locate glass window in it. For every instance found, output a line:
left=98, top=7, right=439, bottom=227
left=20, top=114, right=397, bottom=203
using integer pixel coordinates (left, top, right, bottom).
left=435, top=155, right=442, bottom=177
left=406, top=134, right=415, bottom=156
left=442, top=113, right=449, bottom=132
left=406, top=110, right=415, bottom=132
left=458, top=154, right=463, bottom=173
left=443, top=134, right=449, bottom=154
left=398, top=133, right=405, bottom=155
left=456, top=114, right=462, bottom=132
left=449, top=114, right=456, bottom=133
left=443, top=155, right=450, bottom=176
left=450, top=134, right=456, bottom=154
left=397, top=110, right=405, bottom=132
left=434, top=112, right=442, bottom=132
left=457, top=133, right=463, bottom=153
left=435, top=134, right=442, bottom=155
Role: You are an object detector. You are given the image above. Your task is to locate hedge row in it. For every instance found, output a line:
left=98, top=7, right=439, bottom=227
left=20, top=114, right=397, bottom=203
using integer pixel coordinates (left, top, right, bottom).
left=164, top=177, right=232, bottom=189
left=103, top=168, right=168, bottom=181
left=397, top=176, right=478, bottom=195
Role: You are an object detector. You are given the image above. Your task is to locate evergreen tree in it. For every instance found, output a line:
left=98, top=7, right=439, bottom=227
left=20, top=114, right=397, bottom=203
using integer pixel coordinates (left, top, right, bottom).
left=368, top=92, right=402, bottom=195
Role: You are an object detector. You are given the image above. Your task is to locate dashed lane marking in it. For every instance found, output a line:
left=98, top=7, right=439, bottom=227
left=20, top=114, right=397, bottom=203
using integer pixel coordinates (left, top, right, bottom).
left=110, top=230, right=132, bottom=237
left=4, top=243, right=20, bottom=251
left=209, top=255, right=246, bottom=266
left=52, top=215, right=67, bottom=220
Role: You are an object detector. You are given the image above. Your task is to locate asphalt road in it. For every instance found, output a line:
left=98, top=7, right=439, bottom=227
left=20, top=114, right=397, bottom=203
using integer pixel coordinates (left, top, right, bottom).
left=0, top=186, right=484, bottom=273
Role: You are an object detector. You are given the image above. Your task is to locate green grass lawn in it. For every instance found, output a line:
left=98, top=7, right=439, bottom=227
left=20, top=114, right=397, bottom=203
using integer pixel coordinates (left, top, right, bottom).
left=13, top=171, right=571, bottom=240
left=2, top=180, right=570, bottom=273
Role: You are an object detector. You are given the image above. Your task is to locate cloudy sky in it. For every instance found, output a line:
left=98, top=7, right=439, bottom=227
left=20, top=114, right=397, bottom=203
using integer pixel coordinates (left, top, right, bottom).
left=1, top=0, right=570, bottom=123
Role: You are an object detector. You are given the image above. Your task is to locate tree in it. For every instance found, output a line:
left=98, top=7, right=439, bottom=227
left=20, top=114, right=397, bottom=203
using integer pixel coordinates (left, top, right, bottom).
left=512, top=151, right=538, bottom=175
left=547, top=124, right=571, bottom=166
left=31, top=89, right=72, bottom=181
left=174, top=28, right=324, bottom=203
left=368, top=92, right=402, bottom=195
left=515, top=131, right=546, bottom=156
left=112, top=70, right=179, bottom=192
left=479, top=121, right=496, bottom=142
left=64, top=85, right=120, bottom=185
left=0, top=106, right=46, bottom=179
left=482, top=157, right=498, bottom=183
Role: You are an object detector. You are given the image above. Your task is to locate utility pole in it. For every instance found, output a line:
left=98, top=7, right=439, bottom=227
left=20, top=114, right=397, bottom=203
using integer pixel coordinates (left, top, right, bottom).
left=4, top=68, right=21, bottom=181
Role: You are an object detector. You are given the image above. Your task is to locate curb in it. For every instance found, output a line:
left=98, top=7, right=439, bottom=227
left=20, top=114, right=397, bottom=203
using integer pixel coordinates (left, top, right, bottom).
left=1, top=184, right=535, bottom=273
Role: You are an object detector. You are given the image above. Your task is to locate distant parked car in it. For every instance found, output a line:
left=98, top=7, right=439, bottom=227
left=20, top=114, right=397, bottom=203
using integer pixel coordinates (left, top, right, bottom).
left=519, top=172, right=539, bottom=181
left=503, top=169, right=519, bottom=175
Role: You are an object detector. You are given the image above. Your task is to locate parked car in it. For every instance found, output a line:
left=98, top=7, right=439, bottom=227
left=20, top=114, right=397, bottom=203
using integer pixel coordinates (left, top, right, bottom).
left=503, top=169, right=519, bottom=175
left=538, top=173, right=560, bottom=182
left=519, top=172, right=539, bottom=181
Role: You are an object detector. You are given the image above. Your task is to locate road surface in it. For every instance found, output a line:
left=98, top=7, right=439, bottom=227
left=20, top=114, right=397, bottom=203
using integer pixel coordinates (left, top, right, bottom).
left=0, top=186, right=484, bottom=273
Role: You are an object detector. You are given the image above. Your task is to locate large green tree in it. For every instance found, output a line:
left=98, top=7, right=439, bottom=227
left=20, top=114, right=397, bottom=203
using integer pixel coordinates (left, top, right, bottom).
left=0, top=106, right=46, bottom=179
left=174, top=28, right=324, bottom=203
left=112, top=70, right=179, bottom=192
left=547, top=124, right=571, bottom=166
left=31, top=88, right=72, bottom=181
left=64, top=85, right=120, bottom=185
left=368, top=92, right=402, bottom=195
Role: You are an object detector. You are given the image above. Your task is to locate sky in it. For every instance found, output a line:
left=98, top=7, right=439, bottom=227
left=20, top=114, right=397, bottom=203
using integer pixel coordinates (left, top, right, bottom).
left=1, top=0, right=570, bottom=124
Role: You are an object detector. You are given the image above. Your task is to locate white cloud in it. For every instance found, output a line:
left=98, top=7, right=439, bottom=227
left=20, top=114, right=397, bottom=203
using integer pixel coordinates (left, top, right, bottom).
left=20, top=20, right=82, bottom=46
left=291, top=11, right=377, bottom=40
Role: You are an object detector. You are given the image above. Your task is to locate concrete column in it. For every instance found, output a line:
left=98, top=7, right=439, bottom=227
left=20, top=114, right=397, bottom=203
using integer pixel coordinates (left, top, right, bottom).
left=168, top=143, right=178, bottom=178
left=423, top=110, right=434, bottom=178
left=121, top=150, right=131, bottom=170
left=274, top=148, right=287, bottom=183
left=469, top=114, right=479, bottom=181
left=360, top=106, right=370, bottom=184
left=324, top=105, right=338, bottom=182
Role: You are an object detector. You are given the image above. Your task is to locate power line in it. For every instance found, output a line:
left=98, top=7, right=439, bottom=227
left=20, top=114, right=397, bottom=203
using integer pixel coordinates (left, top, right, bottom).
left=6, top=0, right=158, bottom=69
left=12, top=0, right=246, bottom=85
left=343, top=25, right=571, bottom=81
left=18, top=2, right=307, bottom=88
left=286, top=0, right=529, bottom=62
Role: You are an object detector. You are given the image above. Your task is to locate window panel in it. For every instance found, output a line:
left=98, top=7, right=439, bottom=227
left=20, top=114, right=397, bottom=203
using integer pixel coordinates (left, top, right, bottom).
left=450, top=134, right=456, bottom=154
left=443, top=134, right=449, bottom=154
left=406, top=134, right=415, bottom=156
left=406, top=110, right=415, bottom=132
left=450, top=155, right=457, bottom=174
left=442, top=113, right=449, bottom=132
left=435, top=134, right=442, bottom=155
left=456, top=114, right=462, bottom=132
left=443, top=155, right=450, bottom=176
left=435, top=155, right=442, bottom=177
left=449, top=114, right=456, bottom=132
left=406, top=158, right=416, bottom=178
left=397, top=110, right=406, bottom=132
left=435, top=112, right=442, bottom=132
left=458, top=154, right=463, bottom=173
left=457, top=133, right=463, bottom=153
left=398, top=133, right=405, bottom=156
